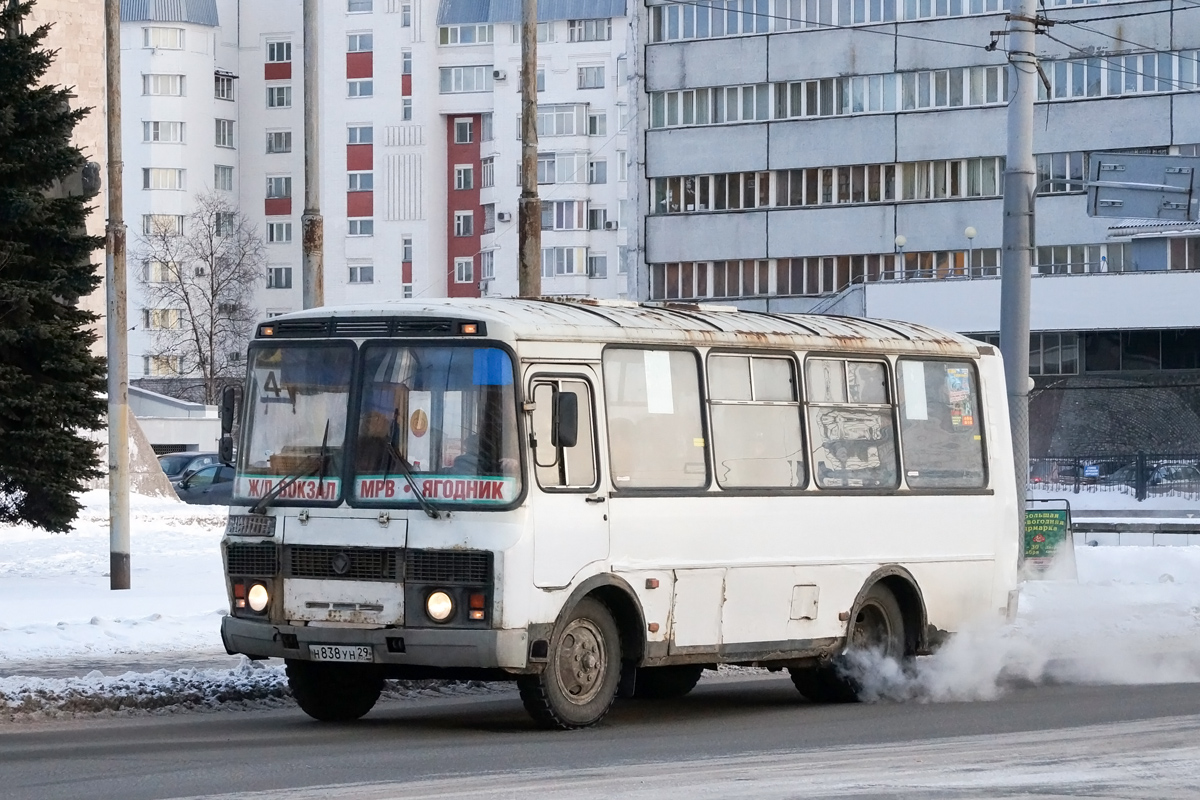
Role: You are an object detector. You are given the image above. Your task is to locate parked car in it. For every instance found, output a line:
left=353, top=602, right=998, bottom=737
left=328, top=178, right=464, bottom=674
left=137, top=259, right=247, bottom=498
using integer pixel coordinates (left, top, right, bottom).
left=1102, top=463, right=1200, bottom=494
left=158, top=452, right=220, bottom=483
left=173, top=464, right=235, bottom=505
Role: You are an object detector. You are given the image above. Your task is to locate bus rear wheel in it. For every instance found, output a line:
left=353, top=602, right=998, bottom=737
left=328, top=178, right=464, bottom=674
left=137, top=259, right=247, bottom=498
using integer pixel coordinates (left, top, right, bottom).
left=789, top=583, right=906, bottom=704
left=518, top=597, right=622, bottom=729
left=633, top=665, right=704, bottom=699
left=286, top=659, right=384, bottom=722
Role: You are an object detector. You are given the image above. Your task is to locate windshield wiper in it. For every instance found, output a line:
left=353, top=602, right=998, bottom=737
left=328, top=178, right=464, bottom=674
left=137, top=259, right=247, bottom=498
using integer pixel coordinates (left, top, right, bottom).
left=250, top=421, right=331, bottom=515
left=385, top=440, right=443, bottom=520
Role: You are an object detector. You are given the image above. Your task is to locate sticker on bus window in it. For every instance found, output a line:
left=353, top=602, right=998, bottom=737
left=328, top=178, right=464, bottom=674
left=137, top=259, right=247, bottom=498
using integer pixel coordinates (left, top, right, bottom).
left=407, top=391, right=432, bottom=469
left=643, top=351, right=674, bottom=414
left=236, top=476, right=341, bottom=501
left=472, top=349, right=513, bottom=386
left=946, top=367, right=974, bottom=426
left=355, top=475, right=517, bottom=503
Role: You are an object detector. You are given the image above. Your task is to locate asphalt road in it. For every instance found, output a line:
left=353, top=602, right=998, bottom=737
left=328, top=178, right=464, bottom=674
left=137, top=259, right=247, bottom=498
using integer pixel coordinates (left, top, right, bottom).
left=4, top=674, right=1200, bottom=800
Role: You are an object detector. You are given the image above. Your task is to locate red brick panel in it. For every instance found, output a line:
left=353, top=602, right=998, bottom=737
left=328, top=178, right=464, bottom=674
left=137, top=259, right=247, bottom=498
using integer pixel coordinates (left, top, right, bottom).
left=402, top=74, right=412, bottom=96
left=264, top=198, right=292, bottom=216
left=347, top=144, right=373, bottom=171
left=446, top=115, right=482, bottom=299
left=403, top=262, right=412, bottom=283
left=347, top=191, right=373, bottom=218
left=264, top=62, right=291, bottom=81
left=346, top=52, right=373, bottom=79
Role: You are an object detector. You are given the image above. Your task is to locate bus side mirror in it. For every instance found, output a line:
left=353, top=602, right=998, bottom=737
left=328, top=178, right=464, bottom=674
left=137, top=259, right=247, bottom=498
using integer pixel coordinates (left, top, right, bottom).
left=219, top=386, right=237, bottom=464
left=552, top=391, right=578, bottom=449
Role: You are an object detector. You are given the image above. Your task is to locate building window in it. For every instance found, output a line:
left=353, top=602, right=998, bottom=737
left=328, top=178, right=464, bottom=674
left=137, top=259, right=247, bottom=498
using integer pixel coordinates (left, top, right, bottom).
left=454, top=118, right=473, bottom=143
left=267, top=266, right=293, bottom=288
left=439, top=24, right=493, bottom=44
left=348, top=0, right=373, bottom=11
left=142, top=121, right=184, bottom=143
left=578, top=65, right=605, bottom=89
left=267, top=41, right=292, bottom=63
left=541, top=246, right=587, bottom=276
left=348, top=79, right=374, bottom=97
left=142, top=308, right=182, bottom=330
left=402, top=236, right=413, bottom=261
left=481, top=112, right=493, bottom=141
left=588, top=159, right=607, bottom=184
left=454, top=257, right=474, bottom=283
left=454, top=211, right=474, bottom=237
left=214, top=119, right=235, bottom=148
left=439, top=66, right=494, bottom=93
left=1036, top=151, right=1088, bottom=195
left=215, top=212, right=235, bottom=237
left=482, top=203, right=495, bottom=232
left=402, top=283, right=413, bottom=298
left=347, top=33, right=373, bottom=52
left=143, top=74, right=184, bottom=96
left=588, top=253, right=608, bottom=278
left=400, top=2, right=411, bottom=25
left=348, top=218, right=374, bottom=236
left=481, top=250, right=495, bottom=279
left=348, top=171, right=373, bottom=191
left=214, top=165, right=234, bottom=191
left=455, top=165, right=474, bottom=190
left=142, top=214, right=184, bottom=236
left=526, top=104, right=587, bottom=136
left=588, top=207, right=608, bottom=230
left=143, top=27, right=184, bottom=49
left=266, top=176, right=292, bottom=198
left=402, top=98, right=413, bottom=120
left=266, top=130, right=292, bottom=153
left=267, top=86, right=292, bottom=108
left=144, top=355, right=182, bottom=376
left=569, top=18, right=611, bottom=42
left=143, top=168, right=185, bottom=190
left=535, top=69, right=546, bottom=92
left=214, top=74, right=235, bottom=100
left=348, top=263, right=375, bottom=283
left=348, top=125, right=373, bottom=144
left=402, top=49, right=412, bottom=74
left=481, top=157, right=495, bottom=187
left=617, top=151, right=627, bottom=181
left=588, top=111, right=606, bottom=136
left=267, top=222, right=292, bottom=243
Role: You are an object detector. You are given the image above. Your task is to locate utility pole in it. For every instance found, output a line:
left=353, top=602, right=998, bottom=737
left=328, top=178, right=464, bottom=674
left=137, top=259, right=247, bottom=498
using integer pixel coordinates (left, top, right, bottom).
left=517, top=0, right=541, bottom=297
left=301, top=0, right=323, bottom=309
left=105, top=0, right=130, bottom=590
left=998, top=5, right=1040, bottom=567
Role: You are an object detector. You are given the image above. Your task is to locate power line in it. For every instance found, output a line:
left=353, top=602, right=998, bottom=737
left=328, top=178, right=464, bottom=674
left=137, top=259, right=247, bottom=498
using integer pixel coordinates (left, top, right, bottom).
left=1040, top=28, right=1200, bottom=94
left=1050, top=2, right=1200, bottom=24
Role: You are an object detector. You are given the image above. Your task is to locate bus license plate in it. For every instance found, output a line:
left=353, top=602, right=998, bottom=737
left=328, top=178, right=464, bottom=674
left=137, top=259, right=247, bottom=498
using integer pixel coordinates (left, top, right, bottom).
left=309, top=644, right=373, bottom=663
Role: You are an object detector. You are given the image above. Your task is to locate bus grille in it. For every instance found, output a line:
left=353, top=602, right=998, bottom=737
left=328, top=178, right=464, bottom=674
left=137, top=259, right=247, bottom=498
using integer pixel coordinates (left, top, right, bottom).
left=406, top=550, right=492, bottom=584
left=285, top=545, right=400, bottom=581
left=226, top=543, right=279, bottom=577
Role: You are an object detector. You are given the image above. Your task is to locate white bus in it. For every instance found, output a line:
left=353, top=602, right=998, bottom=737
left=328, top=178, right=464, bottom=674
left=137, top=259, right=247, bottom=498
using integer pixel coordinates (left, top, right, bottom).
left=219, top=298, right=1019, bottom=729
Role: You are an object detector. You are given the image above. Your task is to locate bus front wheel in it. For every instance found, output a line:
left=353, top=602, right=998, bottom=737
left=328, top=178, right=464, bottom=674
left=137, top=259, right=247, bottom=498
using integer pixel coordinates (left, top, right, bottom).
left=789, top=582, right=906, bottom=704
left=518, top=597, right=622, bottom=729
left=286, top=659, right=384, bottom=722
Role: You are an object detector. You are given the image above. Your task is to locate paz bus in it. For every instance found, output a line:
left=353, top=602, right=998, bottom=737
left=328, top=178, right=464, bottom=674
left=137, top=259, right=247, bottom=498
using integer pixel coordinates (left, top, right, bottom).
left=219, top=298, right=1019, bottom=729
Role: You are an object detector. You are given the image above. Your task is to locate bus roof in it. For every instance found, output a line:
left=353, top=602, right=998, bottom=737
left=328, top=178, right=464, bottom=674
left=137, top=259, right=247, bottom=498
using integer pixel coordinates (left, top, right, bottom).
left=261, top=298, right=985, bottom=358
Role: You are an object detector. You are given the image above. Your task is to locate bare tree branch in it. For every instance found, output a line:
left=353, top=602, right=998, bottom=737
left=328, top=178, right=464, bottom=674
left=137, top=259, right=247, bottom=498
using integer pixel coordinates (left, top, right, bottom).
left=133, top=192, right=264, bottom=404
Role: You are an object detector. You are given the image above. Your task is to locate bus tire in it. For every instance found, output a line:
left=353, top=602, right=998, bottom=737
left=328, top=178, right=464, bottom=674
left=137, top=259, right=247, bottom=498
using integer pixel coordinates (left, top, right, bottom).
left=789, top=582, right=906, bottom=704
left=633, top=665, right=704, bottom=699
left=517, top=597, right=622, bottom=729
left=286, top=659, right=384, bottom=722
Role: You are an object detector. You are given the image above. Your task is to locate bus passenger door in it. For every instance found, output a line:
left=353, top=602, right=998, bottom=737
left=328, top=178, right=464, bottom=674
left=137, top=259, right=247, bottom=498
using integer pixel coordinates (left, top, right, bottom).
left=528, top=369, right=609, bottom=589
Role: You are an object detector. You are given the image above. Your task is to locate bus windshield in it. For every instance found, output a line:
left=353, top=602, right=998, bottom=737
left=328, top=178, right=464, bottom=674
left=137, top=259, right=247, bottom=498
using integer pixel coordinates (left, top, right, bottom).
left=353, top=344, right=521, bottom=506
left=234, top=343, right=355, bottom=503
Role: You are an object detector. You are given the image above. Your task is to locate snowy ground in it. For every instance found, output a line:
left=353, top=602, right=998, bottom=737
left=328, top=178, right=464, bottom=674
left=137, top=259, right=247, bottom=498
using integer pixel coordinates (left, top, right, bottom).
left=2, top=489, right=1199, bottom=721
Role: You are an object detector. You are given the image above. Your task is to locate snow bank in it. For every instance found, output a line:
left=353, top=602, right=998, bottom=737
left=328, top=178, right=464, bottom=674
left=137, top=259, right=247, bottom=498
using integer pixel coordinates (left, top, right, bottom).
left=1027, top=486, right=1200, bottom=513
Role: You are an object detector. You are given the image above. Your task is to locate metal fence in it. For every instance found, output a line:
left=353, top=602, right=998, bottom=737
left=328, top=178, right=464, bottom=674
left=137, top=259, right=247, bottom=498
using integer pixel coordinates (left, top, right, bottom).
left=1029, top=453, right=1200, bottom=501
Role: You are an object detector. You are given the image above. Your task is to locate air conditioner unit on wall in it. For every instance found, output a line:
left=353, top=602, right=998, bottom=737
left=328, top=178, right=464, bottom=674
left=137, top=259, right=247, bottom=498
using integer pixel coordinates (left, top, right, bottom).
left=492, top=69, right=507, bottom=81
left=497, top=211, right=512, bottom=223
left=603, top=220, right=618, bottom=230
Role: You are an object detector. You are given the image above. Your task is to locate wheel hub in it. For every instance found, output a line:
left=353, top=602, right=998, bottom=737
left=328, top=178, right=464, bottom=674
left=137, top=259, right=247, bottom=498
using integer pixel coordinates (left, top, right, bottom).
left=554, top=618, right=607, bottom=705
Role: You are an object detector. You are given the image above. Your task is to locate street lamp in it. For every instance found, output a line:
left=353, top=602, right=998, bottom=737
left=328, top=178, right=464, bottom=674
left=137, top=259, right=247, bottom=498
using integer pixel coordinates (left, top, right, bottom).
left=894, top=235, right=906, bottom=280
left=964, top=226, right=977, bottom=276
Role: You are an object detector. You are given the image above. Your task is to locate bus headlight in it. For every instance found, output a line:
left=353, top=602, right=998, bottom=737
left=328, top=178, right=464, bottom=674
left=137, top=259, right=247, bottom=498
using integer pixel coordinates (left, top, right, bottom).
left=426, top=591, right=454, bottom=622
left=247, top=583, right=270, bottom=612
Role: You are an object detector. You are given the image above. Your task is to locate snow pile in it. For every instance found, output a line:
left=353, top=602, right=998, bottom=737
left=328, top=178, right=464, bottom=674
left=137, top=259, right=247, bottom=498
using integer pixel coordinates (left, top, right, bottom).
left=844, top=545, right=1200, bottom=703
left=0, top=490, right=229, bottom=662
left=0, top=658, right=507, bottom=721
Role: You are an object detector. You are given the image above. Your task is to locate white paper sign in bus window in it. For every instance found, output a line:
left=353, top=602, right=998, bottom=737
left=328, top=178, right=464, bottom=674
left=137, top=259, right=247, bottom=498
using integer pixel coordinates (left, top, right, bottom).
left=643, top=350, right=674, bottom=415
left=901, top=360, right=928, bottom=421
left=407, top=390, right=432, bottom=469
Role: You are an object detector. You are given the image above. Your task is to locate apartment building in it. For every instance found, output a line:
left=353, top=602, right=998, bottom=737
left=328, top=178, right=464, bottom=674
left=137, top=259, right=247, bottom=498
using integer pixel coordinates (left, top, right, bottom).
left=634, top=0, right=1200, bottom=454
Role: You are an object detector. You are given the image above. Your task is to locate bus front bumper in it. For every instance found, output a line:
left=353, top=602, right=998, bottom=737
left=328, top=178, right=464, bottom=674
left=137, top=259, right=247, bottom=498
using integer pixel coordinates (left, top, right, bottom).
left=221, top=616, right=530, bottom=670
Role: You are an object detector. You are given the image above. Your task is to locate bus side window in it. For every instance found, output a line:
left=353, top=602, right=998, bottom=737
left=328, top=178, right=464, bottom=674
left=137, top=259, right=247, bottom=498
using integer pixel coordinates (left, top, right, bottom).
left=805, top=358, right=898, bottom=489
left=708, top=354, right=806, bottom=488
left=531, top=379, right=597, bottom=490
left=897, top=359, right=986, bottom=489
